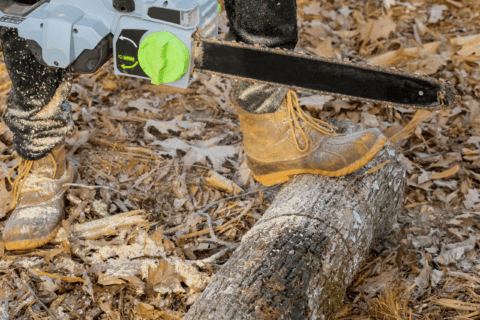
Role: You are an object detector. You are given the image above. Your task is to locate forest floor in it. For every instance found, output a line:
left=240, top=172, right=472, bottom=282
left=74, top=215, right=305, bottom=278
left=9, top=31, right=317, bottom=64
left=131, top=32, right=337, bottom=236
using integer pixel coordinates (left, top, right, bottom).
left=1, top=0, right=480, bottom=319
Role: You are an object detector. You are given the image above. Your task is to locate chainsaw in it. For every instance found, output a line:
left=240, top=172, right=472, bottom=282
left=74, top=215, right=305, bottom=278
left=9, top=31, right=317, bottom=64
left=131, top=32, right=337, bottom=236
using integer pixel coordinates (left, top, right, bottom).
left=0, top=0, right=458, bottom=110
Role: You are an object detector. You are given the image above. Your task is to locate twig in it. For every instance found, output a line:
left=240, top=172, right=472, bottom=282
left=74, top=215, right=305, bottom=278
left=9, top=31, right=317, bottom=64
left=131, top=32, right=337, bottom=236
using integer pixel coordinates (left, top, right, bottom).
left=195, top=246, right=237, bottom=266
left=195, top=186, right=272, bottom=219
left=194, top=187, right=271, bottom=246
left=198, top=238, right=237, bottom=247
left=196, top=203, right=235, bottom=247
left=342, top=50, right=369, bottom=63
left=64, top=183, right=124, bottom=195
left=0, top=294, right=8, bottom=320
left=24, top=281, right=57, bottom=320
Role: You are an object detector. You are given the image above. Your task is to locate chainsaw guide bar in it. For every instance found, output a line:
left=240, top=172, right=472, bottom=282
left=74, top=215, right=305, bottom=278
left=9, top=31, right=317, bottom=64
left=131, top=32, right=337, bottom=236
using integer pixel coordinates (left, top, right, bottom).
left=193, top=34, right=458, bottom=111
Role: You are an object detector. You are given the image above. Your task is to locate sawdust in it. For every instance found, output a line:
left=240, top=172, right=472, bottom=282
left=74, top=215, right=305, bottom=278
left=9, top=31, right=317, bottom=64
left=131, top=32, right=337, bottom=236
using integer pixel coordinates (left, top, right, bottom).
left=15, top=257, right=42, bottom=268
left=174, top=259, right=212, bottom=291
left=14, top=205, right=56, bottom=219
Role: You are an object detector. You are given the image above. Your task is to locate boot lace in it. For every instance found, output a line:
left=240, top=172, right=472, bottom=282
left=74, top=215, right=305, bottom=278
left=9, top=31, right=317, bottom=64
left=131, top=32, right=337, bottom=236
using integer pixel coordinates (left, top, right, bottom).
left=7, top=154, right=57, bottom=212
left=284, top=90, right=345, bottom=152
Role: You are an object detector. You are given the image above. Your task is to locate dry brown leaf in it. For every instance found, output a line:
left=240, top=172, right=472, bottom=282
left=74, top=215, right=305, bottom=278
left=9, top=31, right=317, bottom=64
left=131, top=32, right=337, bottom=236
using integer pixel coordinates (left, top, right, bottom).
left=463, top=189, right=480, bottom=209
left=136, top=302, right=163, bottom=319
left=447, top=213, right=476, bottom=228
left=447, top=228, right=465, bottom=241
left=359, top=14, right=396, bottom=43
left=430, top=152, right=462, bottom=168
left=311, top=37, right=336, bottom=57
left=144, top=115, right=205, bottom=137
left=297, top=94, right=333, bottom=111
left=150, top=227, right=163, bottom=246
left=44, top=248, right=65, bottom=264
left=183, top=145, right=237, bottom=171
left=429, top=165, right=459, bottom=180
left=428, top=4, right=448, bottom=24
left=150, top=137, right=191, bottom=156
left=302, top=2, right=321, bottom=15
left=97, top=274, right=127, bottom=286
left=237, top=159, right=251, bottom=188
left=0, top=171, right=12, bottom=219
left=389, top=110, right=434, bottom=143
left=147, top=260, right=185, bottom=296
left=384, top=123, right=404, bottom=139
left=434, top=235, right=476, bottom=265
left=353, top=267, right=398, bottom=296
left=304, top=24, right=329, bottom=39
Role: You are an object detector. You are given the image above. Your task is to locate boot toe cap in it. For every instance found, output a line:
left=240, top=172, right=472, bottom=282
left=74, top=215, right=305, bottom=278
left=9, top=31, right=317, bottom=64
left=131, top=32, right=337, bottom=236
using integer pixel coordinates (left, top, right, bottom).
left=320, top=128, right=385, bottom=170
left=3, top=200, right=64, bottom=250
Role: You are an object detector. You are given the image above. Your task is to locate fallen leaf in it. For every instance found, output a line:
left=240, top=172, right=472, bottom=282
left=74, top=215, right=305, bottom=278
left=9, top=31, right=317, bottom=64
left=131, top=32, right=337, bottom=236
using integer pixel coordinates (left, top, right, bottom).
left=150, top=227, right=163, bottom=246
left=359, top=15, right=396, bottom=43
left=237, top=160, right=252, bottom=188
left=415, top=257, right=432, bottom=289
left=150, top=138, right=191, bottom=156
left=183, top=145, right=237, bottom=171
left=147, top=260, right=185, bottom=296
left=353, top=267, right=398, bottom=295
left=429, top=165, right=459, bottom=180
left=128, top=98, right=164, bottom=114
left=434, top=235, right=476, bottom=265
left=135, top=302, right=163, bottom=319
left=430, top=269, right=444, bottom=288
left=464, top=189, right=480, bottom=209
left=311, top=37, right=336, bottom=57
left=389, top=110, right=434, bottom=143
left=0, top=173, right=12, bottom=219
left=428, top=4, right=448, bottom=24
left=97, top=274, right=127, bottom=286
left=145, top=115, right=205, bottom=137
left=302, top=2, right=322, bottom=15
left=298, top=95, right=333, bottom=111
left=44, top=248, right=65, bottom=264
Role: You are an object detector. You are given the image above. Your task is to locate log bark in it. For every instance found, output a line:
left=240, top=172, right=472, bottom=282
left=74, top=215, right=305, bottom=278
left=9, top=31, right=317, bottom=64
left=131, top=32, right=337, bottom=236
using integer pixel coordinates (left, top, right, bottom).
left=184, top=121, right=406, bottom=320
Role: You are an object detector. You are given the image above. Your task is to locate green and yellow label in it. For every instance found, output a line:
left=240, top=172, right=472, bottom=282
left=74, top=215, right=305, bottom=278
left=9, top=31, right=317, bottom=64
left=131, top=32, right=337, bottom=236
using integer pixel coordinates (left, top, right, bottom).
left=118, top=55, right=135, bottom=62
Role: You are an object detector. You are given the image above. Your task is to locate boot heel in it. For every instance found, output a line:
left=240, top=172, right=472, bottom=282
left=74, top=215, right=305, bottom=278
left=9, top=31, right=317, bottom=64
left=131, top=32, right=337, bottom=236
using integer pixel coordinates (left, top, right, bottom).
left=253, top=173, right=292, bottom=186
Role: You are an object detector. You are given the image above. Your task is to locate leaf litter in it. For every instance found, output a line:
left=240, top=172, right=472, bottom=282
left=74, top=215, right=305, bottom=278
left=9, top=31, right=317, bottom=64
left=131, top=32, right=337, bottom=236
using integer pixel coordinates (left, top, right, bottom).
left=0, top=0, right=480, bottom=318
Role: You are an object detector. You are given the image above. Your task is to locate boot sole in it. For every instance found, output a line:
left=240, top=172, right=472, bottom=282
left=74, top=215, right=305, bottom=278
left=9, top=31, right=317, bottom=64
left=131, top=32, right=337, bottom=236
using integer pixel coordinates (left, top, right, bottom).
left=5, top=224, right=62, bottom=251
left=253, top=136, right=387, bottom=186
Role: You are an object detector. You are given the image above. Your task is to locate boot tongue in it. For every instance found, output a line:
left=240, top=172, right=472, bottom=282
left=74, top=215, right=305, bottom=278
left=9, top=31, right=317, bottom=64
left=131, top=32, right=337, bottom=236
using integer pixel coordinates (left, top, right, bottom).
left=31, top=153, right=57, bottom=179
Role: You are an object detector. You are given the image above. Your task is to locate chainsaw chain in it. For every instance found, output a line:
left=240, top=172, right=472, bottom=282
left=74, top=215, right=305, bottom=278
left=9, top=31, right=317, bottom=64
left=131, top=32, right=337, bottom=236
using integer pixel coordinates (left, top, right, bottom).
left=193, top=33, right=459, bottom=111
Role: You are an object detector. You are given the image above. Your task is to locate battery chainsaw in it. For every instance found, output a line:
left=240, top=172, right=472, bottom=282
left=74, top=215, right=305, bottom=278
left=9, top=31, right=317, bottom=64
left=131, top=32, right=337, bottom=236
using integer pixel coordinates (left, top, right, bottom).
left=0, top=0, right=458, bottom=110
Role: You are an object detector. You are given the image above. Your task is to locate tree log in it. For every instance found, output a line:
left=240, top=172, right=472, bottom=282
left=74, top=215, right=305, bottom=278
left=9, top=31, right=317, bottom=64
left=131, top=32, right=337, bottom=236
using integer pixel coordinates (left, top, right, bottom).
left=184, top=121, right=406, bottom=320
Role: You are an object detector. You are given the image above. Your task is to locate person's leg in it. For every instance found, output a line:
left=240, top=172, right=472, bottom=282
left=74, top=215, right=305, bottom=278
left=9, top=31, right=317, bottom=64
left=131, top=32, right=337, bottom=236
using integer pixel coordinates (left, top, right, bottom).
left=1, top=27, right=74, bottom=160
left=222, top=2, right=386, bottom=186
left=223, top=0, right=298, bottom=114
left=0, top=27, right=77, bottom=250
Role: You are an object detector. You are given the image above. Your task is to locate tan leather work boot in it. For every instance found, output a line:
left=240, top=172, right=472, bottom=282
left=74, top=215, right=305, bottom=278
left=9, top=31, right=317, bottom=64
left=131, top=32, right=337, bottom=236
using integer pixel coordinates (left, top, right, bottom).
left=3, top=143, right=77, bottom=250
left=235, top=90, right=387, bottom=186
